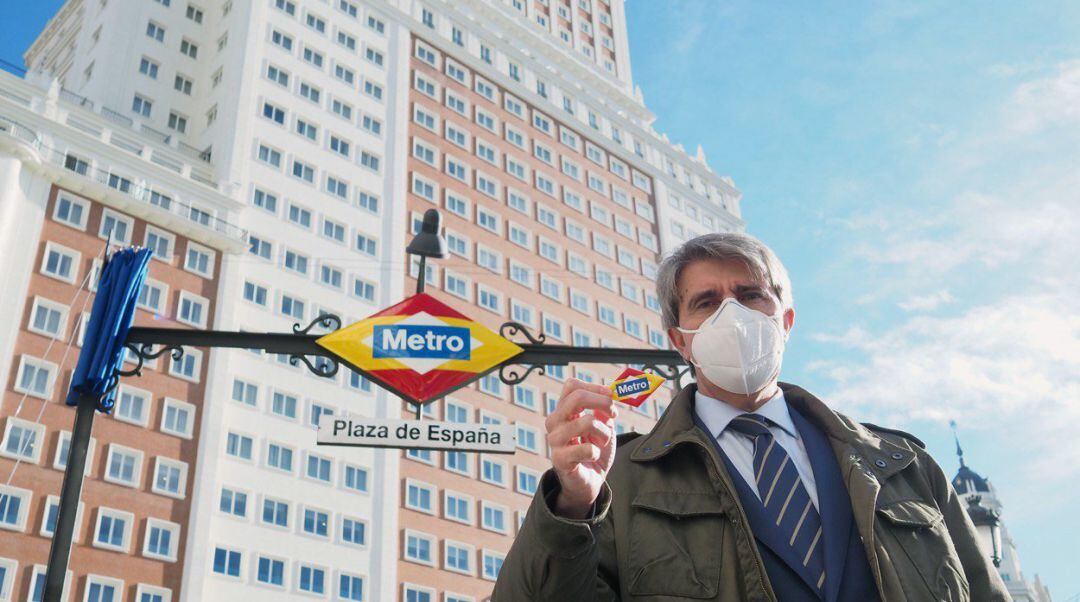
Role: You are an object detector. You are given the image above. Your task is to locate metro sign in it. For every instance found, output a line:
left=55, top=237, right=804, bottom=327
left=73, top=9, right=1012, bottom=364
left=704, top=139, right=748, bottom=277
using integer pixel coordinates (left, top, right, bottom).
left=610, top=367, right=666, bottom=407
left=315, top=293, right=523, bottom=404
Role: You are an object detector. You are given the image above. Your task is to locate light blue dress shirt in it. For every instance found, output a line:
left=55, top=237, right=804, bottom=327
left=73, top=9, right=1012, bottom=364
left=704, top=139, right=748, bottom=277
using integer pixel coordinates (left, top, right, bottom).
left=694, top=388, right=820, bottom=509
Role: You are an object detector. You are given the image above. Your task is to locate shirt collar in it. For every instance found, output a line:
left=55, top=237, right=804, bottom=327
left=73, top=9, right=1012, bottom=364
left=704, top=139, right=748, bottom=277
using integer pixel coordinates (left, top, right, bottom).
left=694, top=387, right=799, bottom=440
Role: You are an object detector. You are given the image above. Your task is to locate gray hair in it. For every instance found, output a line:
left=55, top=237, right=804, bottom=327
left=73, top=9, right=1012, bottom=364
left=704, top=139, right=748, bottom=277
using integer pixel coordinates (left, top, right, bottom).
left=656, top=232, right=794, bottom=330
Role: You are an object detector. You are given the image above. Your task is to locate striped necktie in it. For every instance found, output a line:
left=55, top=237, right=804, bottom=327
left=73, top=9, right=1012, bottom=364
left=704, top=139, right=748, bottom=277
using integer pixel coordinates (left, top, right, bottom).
left=727, top=413, right=826, bottom=595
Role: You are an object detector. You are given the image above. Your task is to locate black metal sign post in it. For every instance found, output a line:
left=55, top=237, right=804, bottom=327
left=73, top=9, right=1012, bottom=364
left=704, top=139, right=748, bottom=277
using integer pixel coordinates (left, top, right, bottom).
left=42, top=393, right=95, bottom=602
left=43, top=209, right=687, bottom=600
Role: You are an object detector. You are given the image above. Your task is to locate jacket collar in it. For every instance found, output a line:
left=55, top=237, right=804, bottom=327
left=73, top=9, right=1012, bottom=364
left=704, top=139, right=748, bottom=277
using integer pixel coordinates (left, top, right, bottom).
left=631, top=382, right=916, bottom=481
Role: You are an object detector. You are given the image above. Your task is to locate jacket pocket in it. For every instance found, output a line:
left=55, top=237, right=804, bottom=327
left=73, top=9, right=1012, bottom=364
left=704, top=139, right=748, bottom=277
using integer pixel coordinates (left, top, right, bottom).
left=627, top=491, right=726, bottom=599
left=877, top=499, right=970, bottom=602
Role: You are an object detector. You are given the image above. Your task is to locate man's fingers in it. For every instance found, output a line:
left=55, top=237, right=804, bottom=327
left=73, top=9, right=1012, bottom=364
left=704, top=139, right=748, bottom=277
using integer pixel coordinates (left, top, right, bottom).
left=547, top=414, right=613, bottom=449
left=546, top=386, right=618, bottom=430
left=552, top=442, right=601, bottom=471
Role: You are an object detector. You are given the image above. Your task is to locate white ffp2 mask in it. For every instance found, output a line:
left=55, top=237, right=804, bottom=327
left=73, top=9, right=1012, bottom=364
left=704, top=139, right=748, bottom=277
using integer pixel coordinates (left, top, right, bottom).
left=676, top=298, right=787, bottom=395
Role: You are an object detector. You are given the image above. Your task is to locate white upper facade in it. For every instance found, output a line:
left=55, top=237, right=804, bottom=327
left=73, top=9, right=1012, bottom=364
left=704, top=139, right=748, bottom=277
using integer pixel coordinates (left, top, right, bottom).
left=26, top=1, right=410, bottom=600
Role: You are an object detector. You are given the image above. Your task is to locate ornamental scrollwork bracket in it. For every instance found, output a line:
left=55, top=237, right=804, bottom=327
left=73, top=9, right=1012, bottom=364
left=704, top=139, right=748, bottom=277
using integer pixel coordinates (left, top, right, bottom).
left=499, top=321, right=547, bottom=345
left=117, top=343, right=185, bottom=378
left=289, top=354, right=340, bottom=378
left=498, top=363, right=545, bottom=386
left=293, top=314, right=342, bottom=335
left=644, top=363, right=690, bottom=382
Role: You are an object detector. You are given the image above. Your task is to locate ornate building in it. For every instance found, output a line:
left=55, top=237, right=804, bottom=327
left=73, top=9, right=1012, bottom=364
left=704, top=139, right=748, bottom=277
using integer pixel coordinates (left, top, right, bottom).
left=952, top=429, right=1053, bottom=602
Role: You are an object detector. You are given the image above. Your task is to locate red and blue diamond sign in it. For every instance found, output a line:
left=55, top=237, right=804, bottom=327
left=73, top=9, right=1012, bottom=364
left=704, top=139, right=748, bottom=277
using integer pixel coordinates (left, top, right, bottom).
left=315, top=293, right=524, bottom=404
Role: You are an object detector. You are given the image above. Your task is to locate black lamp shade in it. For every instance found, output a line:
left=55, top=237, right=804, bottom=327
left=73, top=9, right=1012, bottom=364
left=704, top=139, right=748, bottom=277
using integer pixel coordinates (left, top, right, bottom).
left=406, top=209, right=446, bottom=258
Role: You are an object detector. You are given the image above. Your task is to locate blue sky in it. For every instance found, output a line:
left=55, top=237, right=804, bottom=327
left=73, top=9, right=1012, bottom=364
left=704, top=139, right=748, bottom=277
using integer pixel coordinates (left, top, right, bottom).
left=626, top=0, right=1080, bottom=596
left=2, top=0, right=1076, bottom=596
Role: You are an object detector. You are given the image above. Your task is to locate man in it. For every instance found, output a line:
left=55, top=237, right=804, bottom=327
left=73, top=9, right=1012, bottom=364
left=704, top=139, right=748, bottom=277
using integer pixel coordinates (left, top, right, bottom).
left=493, top=233, right=1007, bottom=601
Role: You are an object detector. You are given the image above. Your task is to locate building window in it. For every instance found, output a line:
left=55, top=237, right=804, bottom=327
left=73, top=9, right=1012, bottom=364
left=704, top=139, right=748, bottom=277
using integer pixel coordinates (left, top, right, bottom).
left=225, top=432, right=253, bottom=461
left=482, top=550, right=505, bottom=581
left=256, top=556, right=285, bottom=586
left=146, top=21, right=165, bottom=41
left=405, top=480, right=434, bottom=514
left=295, top=118, right=317, bottom=140
left=351, top=278, right=375, bottom=302
left=94, top=508, right=133, bottom=552
left=85, top=576, right=123, bottom=602
left=516, top=424, right=539, bottom=453
left=114, top=386, right=150, bottom=427
left=481, top=501, right=508, bottom=533
left=343, top=465, right=368, bottom=493
left=262, top=498, right=289, bottom=527
left=176, top=292, right=208, bottom=328
left=333, top=515, right=364, bottom=549
left=445, top=490, right=474, bottom=525
left=305, top=453, right=332, bottom=483
left=152, top=457, right=188, bottom=498
left=231, top=379, right=258, bottom=407
left=28, top=297, right=67, bottom=339
left=339, top=573, right=364, bottom=601
left=444, top=540, right=474, bottom=575
left=404, top=530, right=435, bottom=566
left=302, top=47, right=323, bottom=69
left=40, top=242, right=80, bottom=284
left=104, top=444, right=142, bottom=487
left=291, top=159, right=315, bottom=183
left=299, top=81, right=321, bottom=104
left=143, top=519, right=179, bottom=561
left=480, top=458, right=506, bottom=487
left=179, top=38, right=198, bottom=58
left=136, top=279, right=167, bottom=313
left=173, top=74, right=193, bottom=95
left=266, top=442, right=294, bottom=473
left=212, top=547, right=241, bottom=577
left=355, top=233, right=378, bottom=257
left=302, top=508, right=329, bottom=537
left=516, top=467, right=540, bottom=495
left=479, top=374, right=503, bottom=397
left=1, top=418, right=45, bottom=464
left=219, top=487, right=247, bottom=517
left=138, top=56, right=159, bottom=79
left=184, top=243, right=214, bottom=277
left=478, top=286, right=501, bottom=313
left=0, top=484, right=31, bottom=532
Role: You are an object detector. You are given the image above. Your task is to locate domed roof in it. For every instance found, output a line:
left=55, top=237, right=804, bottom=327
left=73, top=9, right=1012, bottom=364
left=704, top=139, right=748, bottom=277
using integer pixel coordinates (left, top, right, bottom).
left=953, top=465, right=990, bottom=495
left=950, top=422, right=990, bottom=495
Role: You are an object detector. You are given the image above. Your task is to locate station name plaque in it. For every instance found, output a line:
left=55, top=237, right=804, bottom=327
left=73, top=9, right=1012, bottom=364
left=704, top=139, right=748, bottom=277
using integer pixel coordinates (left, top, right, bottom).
left=318, top=417, right=517, bottom=454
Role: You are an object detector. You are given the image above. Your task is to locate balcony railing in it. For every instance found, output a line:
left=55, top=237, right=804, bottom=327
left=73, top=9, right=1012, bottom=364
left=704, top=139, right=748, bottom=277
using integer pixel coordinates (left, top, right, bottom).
left=0, top=114, right=246, bottom=242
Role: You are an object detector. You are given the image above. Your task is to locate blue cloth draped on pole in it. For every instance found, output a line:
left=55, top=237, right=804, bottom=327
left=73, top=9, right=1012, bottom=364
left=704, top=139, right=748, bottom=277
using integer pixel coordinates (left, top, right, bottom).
left=66, top=247, right=152, bottom=412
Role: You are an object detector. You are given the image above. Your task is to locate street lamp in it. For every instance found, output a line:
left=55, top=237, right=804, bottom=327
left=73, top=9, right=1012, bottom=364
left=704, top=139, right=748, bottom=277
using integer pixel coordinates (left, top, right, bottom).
left=406, top=208, right=446, bottom=294
left=966, top=495, right=1003, bottom=567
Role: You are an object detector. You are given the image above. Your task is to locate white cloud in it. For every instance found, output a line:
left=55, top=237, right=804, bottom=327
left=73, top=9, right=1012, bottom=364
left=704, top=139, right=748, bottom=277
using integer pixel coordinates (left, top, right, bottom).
left=670, top=3, right=707, bottom=56
left=897, top=290, right=954, bottom=311
left=1010, top=60, right=1080, bottom=133
left=809, top=290, right=1080, bottom=498
left=851, top=190, right=1078, bottom=283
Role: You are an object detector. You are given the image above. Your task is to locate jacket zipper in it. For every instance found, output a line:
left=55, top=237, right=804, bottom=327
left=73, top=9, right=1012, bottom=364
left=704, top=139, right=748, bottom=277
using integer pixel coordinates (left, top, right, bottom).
left=694, top=441, right=774, bottom=602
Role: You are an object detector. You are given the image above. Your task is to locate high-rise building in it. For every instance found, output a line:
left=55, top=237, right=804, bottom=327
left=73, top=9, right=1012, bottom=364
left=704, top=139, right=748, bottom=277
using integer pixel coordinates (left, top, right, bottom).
left=9, top=0, right=743, bottom=600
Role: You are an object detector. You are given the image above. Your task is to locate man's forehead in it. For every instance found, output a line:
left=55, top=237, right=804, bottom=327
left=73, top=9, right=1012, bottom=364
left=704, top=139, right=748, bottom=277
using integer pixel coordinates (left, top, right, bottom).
left=677, top=258, right=763, bottom=297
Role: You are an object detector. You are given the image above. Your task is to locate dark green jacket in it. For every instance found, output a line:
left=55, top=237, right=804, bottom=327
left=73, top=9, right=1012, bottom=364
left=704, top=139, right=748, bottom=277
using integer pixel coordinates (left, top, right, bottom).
left=493, top=382, right=1008, bottom=601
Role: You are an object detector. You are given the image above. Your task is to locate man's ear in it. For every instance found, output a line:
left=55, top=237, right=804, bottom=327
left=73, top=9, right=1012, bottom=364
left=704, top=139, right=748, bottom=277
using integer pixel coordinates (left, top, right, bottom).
left=783, top=307, right=795, bottom=340
left=668, top=327, right=691, bottom=362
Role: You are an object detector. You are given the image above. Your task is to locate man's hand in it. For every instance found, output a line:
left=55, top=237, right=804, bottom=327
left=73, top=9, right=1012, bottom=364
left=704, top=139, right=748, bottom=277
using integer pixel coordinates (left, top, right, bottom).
left=546, top=378, right=619, bottom=519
